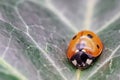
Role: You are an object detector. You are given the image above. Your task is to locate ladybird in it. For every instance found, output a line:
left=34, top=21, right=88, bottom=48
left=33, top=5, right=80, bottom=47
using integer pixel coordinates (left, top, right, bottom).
left=67, top=30, right=103, bottom=69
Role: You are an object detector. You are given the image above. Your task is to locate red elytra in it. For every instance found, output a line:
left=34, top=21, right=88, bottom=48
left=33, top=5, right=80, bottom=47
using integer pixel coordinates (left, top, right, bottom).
left=67, top=30, right=103, bottom=69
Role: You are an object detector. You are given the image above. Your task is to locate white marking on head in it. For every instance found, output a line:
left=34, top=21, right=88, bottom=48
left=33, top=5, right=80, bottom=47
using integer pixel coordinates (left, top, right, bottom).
left=82, top=49, right=86, bottom=53
left=86, top=59, right=92, bottom=65
left=78, top=64, right=81, bottom=67
left=72, top=60, right=77, bottom=66
left=75, top=49, right=79, bottom=53
left=82, top=63, right=85, bottom=66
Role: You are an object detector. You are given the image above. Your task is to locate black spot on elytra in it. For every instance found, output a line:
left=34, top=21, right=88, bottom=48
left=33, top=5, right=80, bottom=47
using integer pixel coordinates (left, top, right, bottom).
left=72, top=35, right=77, bottom=40
left=87, top=34, right=93, bottom=38
left=97, top=44, right=99, bottom=49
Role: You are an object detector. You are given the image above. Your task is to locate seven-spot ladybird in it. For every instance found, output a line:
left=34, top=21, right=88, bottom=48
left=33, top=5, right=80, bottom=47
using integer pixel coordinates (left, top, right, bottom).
left=67, top=30, right=103, bottom=69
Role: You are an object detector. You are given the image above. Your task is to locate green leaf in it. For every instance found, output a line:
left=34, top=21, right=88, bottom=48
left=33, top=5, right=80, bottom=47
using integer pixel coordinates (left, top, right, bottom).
left=0, top=0, right=120, bottom=80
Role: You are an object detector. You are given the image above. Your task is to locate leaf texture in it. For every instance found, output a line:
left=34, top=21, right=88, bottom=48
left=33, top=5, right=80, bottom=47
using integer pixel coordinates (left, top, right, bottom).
left=0, top=0, right=120, bottom=80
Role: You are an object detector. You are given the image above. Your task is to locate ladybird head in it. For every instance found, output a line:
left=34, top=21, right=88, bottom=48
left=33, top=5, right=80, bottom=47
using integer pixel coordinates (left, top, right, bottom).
left=70, top=49, right=94, bottom=69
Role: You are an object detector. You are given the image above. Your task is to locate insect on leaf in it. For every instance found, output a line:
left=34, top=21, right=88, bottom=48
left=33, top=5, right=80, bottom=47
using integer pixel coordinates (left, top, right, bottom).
left=0, top=0, right=120, bottom=80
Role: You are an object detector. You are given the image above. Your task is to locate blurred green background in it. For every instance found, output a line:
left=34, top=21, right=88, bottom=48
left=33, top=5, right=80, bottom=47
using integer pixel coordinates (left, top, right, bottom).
left=0, top=0, right=120, bottom=80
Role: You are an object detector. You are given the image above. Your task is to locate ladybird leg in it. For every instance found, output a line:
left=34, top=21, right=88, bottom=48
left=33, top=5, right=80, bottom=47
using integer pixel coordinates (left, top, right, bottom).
left=77, top=62, right=84, bottom=67
left=82, top=62, right=85, bottom=67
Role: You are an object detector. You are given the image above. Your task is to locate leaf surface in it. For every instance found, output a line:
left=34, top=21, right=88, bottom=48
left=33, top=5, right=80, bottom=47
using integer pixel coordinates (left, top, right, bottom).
left=0, top=0, right=120, bottom=80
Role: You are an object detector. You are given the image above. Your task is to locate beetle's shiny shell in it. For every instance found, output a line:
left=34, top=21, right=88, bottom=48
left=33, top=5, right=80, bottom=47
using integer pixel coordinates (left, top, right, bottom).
left=67, top=30, right=103, bottom=61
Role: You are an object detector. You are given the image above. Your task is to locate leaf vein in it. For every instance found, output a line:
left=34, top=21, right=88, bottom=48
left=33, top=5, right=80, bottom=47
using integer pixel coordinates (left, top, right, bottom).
left=15, top=4, right=68, bottom=80
left=86, top=45, right=120, bottom=79
left=96, top=12, right=120, bottom=33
